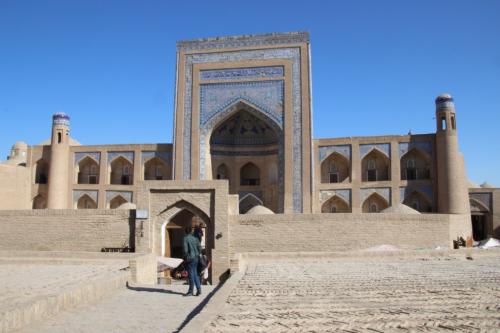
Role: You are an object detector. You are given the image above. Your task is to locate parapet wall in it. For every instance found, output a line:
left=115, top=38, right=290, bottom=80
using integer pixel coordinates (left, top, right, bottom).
left=230, top=213, right=470, bottom=254
left=0, top=210, right=134, bottom=252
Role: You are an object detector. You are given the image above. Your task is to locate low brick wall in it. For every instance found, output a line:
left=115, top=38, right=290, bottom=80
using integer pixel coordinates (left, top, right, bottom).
left=0, top=210, right=134, bottom=252
left=230, top=213, right=461, bottom=254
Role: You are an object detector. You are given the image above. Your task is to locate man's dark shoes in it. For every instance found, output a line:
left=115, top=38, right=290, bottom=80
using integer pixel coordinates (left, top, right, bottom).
left=184, top=291, right=193, bottom=297
left=195, top=290, right=201, bottom=296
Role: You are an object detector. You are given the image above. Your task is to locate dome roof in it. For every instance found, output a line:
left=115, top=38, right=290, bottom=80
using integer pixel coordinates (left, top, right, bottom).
left=381, top=204, right=420, bottom=214
left=437, top=93, right=452, bottom=99
left=117, top=202, right=136, bottom=210
left=245, top=205, right=274, bottom=215
left=12, top=141, right=27, bottom=149
left=480, top=182, right=495, bottom=189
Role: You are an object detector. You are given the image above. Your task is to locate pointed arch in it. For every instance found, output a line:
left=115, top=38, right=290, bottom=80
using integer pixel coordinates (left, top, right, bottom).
left=110, top=156, right=133, bottom=185
left=321, top=195, right=351, bottom=213
left=400, top=148, right=431, bottom=180
left=320, top=151, right=350, bottom=183
left=109, top=194, right=128, bottom=209
left=402, top=190, right=433, bottom=212
left=76, top=194, right=97, bottom=209
left=469, top=198, right=489, bottom=213
left=362, top=192, right=389, bottom=213
left=76, top=155, right=100, bottom=184
left=215, top=163, right=229, bottom=180
left=362, top=149, right=391, bottom=182
left=240, top=162, right=260, bottom=186
left=144, top=156, right=170, bottom=180
left=239, top=193, right=264, bottom=214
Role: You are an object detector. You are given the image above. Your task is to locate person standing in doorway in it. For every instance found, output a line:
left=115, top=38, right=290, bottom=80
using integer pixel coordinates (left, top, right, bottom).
left=183, top=226, right=202, bottom=296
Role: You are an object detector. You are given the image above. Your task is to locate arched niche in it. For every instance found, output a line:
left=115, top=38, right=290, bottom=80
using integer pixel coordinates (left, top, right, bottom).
left=206, top=102, right=282, bottom=213
left=214, top=163, right=229, bottom=181
left=76, top=156, right=99, bottom=184
left=110, top=156, right=133, bottom=185
left=320, top=152, right=350, bottom=183
left=362, top=193, right=389, bottom=213
left=32, top=194, right=46, bottom=209
left=400, top=148, right=431, bottom=180
left=34, top=159, right=48, bottom=184
left=240, top=162, right=260, bottom=186
left=321, top=195, right=350, bottom=213
left=144, top=157, right=170, bottom=181
left=362, top=149, right=390, bottom=182
left=402, top=190, right=433, bottom=212
left=109, top=195, right=128, bottom=209
left=76, top=194, right=97, bottom=209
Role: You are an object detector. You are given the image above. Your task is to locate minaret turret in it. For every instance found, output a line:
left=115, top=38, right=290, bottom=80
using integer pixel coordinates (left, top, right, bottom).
left=47, top=113, right=71, bottom=209
left=435, top=94, right=469, bottom=214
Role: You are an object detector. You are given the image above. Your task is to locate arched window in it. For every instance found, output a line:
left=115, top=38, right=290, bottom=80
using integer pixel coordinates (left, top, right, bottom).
left=109, top=195, right=127, bottom=209
left=144, top=157, right=170, bottom=181
left=77, top=194, right=97, bottom=209
left=362, top=193, right=389, bottom=213
left=362, top=150, right=390, bottom=182
left=321, top=195, right=351, bottom=213
left=77, top=156, right=99, bottom=184
left=401, top=149, right=431, bottom=181
left=110, top=156, right=133, bottom=185
left=369, top=203, right=378, bottom=213
left=240, top=162, right=260, bottom=186
left=320, top=152, right=350, bottom=184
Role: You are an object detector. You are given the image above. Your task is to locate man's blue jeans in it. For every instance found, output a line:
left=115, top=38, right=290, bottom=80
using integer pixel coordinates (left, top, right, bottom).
left=187, top=258, right=201, bottom=293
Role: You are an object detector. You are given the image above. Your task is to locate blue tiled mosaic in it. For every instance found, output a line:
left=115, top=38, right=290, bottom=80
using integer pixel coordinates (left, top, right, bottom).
left=398, top=142, right=432, bottom=158
left=73, top=190, right=98, bottom=203
left=74, top=152, right=101, bottom=166
left=106, top=190, right=133, bottom=203
left=200, top=66, right=284, bottom=81
left=359, top=144, right=391, bottom=159
left=107, top=152, right=134, bottom=165
left=399, top=186, right=433, bottom=203
left=360, top=187, right=391, bottom=204
left=141, top=151, right=172, bottom=164
left=320, top=189, right=351, bottom=205
left=318, top=145, right=351, bottom=163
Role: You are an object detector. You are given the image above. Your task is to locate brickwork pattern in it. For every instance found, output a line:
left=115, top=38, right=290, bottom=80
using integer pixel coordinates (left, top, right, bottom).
left=230, top=213, right=457, bottom=255
left=0, top=210, right=133, bottom=252
left=205, top=256, right=500, bottom=332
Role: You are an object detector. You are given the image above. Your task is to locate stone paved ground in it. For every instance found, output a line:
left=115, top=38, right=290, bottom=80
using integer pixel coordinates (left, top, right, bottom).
left=19, top=284, right=215, bottom=333
left=0, top=263, right=126, bottom=315
left=205, top=255, right=500, bottom=332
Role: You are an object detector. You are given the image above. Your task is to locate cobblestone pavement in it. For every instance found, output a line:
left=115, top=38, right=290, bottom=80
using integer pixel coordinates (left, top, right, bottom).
left=205, top=256, right=500, bottom=332
left=0, top=263, right=125, bottom=314
left=19, top=284, right=215, bottom=333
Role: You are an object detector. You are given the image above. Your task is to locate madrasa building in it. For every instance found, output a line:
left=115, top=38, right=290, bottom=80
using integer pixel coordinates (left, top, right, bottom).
left=0, top=32, right=498, bottom=281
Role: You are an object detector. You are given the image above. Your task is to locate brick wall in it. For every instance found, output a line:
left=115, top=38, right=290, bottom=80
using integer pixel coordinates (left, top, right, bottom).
left=230, top=213, right=459, bottom=254
left=0, top=209, right=133, bottom=252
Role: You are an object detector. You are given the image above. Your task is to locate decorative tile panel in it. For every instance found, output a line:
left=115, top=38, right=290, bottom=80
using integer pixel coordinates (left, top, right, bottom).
left=74, top=152, right=100, bottom=166
left=200, top=80, right=284, bottom=128
left=200, top=66, right=284, bottom=81
left=360, top=188, right=391, bottom=204
left=141, top=151, right=172, bottom=164
left=73, top=190, right=98, bottom=202
left=399, top=142, right=432, bottom=158
left=211, top=150, right=278, bottom=157
left=320, top=189, right=351, bottom=204
left=399, top=186, right=433, bottom=202
left=469, top=193, right=492, bottom=211
left=107, top=152, right=134, bottom=165
left=318, top=145, right=351, bottom=162
left=106, top=191, right=133, bottom=203
left=359, top=144, right=391, bottom=159
left=180, top=47, right=303, bottom=212
left=238, top=191, right=263, bottom=202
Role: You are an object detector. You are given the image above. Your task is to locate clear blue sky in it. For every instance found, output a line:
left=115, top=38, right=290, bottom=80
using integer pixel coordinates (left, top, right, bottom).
left=1, top=0, right=499, bottom=185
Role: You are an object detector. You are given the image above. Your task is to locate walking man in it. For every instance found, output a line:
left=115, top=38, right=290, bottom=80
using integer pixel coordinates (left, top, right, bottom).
left=183, top=226, right=202, bottom=296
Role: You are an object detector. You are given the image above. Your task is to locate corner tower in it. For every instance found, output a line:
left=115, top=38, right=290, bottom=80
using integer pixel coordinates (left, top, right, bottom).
left=47, top=113, right=70, bottom=209
left=435, top=94, right=469, bottom=214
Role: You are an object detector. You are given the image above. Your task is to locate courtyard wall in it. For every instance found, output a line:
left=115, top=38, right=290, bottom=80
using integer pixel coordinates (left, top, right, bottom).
left=0, top=209, right=134, bottom=252
left=229, top=213, right=469, bottom=254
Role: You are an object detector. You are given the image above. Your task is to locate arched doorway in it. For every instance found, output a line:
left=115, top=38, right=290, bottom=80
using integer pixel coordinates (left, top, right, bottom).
left=159, top=201, right=213, bottom=281
left=362, top=193, right=389, bottom=213
left=35, top=159, right=48, bottom=184
left=208, top=107, right=281, bottom=213
left=470, top=198, right=490, bottom=241
left=144, top=157, right=170, bottom=180
left=400, top=148, right=431, bottom=180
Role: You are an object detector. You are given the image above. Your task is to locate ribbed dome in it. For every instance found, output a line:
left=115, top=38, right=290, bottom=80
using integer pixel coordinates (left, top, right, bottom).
left=381, top=204, right=420, bottom=214
left=12, top=141, right=28, bottom=149
left=245, top=205, right=275, bottom=215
